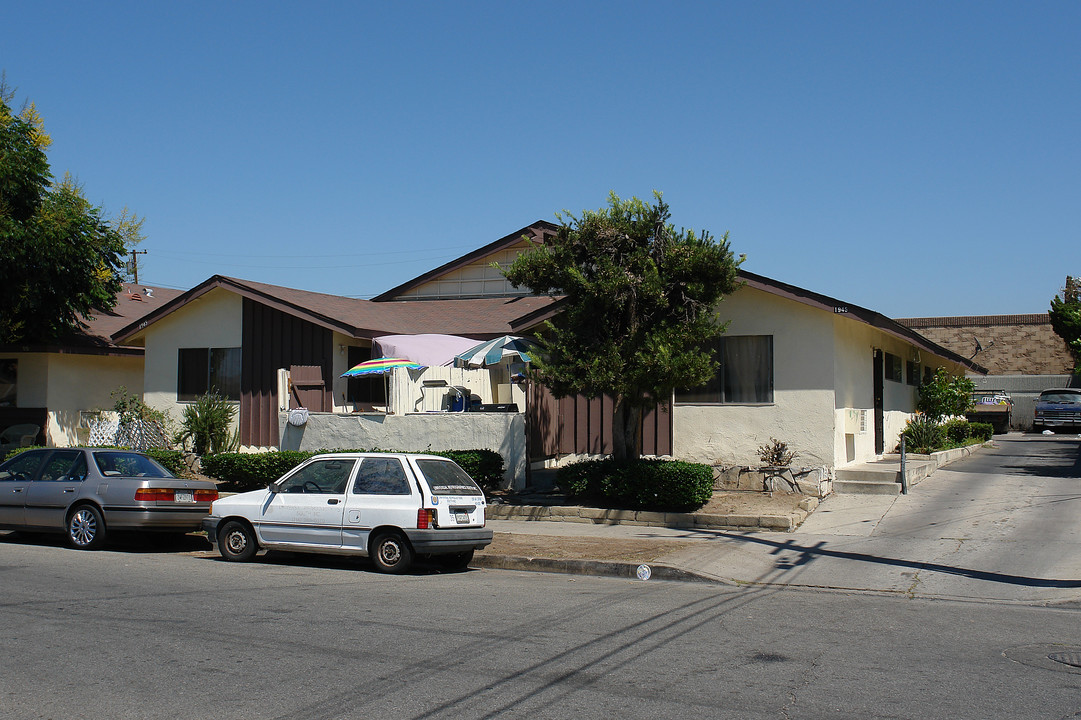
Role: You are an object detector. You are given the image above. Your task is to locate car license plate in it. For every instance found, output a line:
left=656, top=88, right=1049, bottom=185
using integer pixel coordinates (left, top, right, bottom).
left=174, top=490, right=195, bottom=504
left=455, top=512, right=469, bottom=524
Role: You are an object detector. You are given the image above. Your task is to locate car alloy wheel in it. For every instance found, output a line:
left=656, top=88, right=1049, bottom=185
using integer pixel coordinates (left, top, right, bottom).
left=68, top=505, right=105, bottom=550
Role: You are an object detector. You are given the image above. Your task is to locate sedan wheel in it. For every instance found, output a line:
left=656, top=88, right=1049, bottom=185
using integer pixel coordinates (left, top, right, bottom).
left=68, top=505, right=106, bottom=550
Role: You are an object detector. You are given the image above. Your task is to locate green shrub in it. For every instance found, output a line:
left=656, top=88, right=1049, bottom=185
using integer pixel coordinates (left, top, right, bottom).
left=902, top=416, right=945, bottom=454
left=557, top=458, right=713, bottom=512
left=969, top=422, right=994, bottom=441
left=175, top=393, right=238, bottom=456
left=942, top=419, right=971, bottom=444
left=432, top=449, right=504, bottom=493
left=917, top=368, right=976, bottom=423
left=144, top=449, right=185, bottom=475
left=201, top=451, right=314, bottom=491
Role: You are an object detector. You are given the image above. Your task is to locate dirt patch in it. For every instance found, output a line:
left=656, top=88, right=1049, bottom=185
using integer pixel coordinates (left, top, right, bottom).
left=697, top=490, right=807, bottom=516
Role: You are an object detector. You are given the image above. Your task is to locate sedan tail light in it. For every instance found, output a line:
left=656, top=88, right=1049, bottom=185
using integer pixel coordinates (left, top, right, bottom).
left=135, top=488, right=219, bottom=502
left=135, top=488, right=175, bottom=502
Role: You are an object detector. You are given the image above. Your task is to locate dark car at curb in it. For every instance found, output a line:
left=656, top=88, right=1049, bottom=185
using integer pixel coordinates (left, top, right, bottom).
left=1033, top=388, right=1081, bottom=433
left=0, top=448, right=218, bottom=549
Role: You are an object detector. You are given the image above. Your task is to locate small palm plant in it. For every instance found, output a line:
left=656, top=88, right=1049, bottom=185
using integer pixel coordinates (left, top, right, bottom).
left=175, top=392, right=238, bottom=455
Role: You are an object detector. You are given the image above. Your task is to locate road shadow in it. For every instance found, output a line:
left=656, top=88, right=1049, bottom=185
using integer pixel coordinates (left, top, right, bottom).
left=194, top=547, right=474, bottom=576
left=701, top=530, right=1081, bottom=589
left=0, top=529, right=212, bottom=554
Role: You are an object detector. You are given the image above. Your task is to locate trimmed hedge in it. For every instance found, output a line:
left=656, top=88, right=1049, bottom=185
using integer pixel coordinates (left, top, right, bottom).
left=969, top=422, right=994, bottom=442
left=201, top=448, right=505, bottom=493
left=557, top=458, right=714, bottom=512
left=143, top=449, right=185, bottom=476
left=200, top=451, right=316, bottom=491
left=943, top=419, right=971, bottom=444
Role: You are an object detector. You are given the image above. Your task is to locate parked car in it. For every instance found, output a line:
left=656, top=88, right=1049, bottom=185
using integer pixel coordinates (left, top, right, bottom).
left=1033, top=388, right=1081, bottom=433
left=0, top=448, right=218, bottom=549
left=203, top=452, right=493, bottom=573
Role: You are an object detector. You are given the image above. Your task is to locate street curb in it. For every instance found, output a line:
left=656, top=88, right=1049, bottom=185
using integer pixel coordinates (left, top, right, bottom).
left=472, top=553, right=724, bottom=584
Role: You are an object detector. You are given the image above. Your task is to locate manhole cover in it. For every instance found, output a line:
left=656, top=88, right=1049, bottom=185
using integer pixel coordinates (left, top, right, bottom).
left=1048, top=652, right=1081, bottom=668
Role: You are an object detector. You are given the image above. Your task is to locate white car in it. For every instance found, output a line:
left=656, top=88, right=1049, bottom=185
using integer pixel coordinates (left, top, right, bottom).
left=202, top=453, right=493, bottom=573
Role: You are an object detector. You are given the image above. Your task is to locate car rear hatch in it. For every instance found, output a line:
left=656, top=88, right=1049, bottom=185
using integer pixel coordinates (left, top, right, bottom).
left=412, top=458, right=487, bottom=528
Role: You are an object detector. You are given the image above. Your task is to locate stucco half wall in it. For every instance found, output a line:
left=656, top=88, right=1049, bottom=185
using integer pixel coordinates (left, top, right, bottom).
left=278, top=411, right=527, bottom=489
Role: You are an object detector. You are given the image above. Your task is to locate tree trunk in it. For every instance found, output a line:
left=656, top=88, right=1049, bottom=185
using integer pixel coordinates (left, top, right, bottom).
left=612, top=397, right=643, bottom=461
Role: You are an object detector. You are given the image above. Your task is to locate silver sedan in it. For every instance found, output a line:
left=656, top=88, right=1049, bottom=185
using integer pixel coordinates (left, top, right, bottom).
left=0, top=447, right=218, bottom=549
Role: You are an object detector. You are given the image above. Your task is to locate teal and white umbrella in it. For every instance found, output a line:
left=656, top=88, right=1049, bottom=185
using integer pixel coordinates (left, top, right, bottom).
left=454, top=336, right=537, bottom=368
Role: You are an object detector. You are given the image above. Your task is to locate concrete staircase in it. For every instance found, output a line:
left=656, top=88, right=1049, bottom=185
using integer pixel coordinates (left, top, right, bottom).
left=834, top=457, right=933, bottom=495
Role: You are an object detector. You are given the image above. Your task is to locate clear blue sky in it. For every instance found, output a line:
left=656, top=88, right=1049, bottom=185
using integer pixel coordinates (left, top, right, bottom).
left=5, top=1, right=1078, bottom=317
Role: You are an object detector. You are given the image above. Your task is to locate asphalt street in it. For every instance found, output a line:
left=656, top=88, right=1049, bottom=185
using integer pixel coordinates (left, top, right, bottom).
left=1, top=434, right=1078, bottom=719
left=1, top=538, right=1080, bottom=720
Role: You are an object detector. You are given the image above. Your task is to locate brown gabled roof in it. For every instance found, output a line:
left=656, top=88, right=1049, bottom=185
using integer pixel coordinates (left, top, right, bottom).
left=371, top=220, right=559, bottom=301
left=111, top=275, right=557, bottom=344
left=0, top=284, right=184, bottom=356
left=509, top=269, right=987, bottom=375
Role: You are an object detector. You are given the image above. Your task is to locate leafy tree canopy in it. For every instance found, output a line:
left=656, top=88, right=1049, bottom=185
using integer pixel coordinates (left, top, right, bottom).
left=1049, top=276, right=1081, bottom=375
left=0, top=80, right=144, bottom=344
left=504, top=191, right=741, bottom=459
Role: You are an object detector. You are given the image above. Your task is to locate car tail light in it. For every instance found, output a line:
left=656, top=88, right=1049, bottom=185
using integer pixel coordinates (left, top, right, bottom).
left=134, top=488, right=175, bottom=502
left=134, top=488, right=219, bottom=502
left=417, top=508, right=437, bottom=529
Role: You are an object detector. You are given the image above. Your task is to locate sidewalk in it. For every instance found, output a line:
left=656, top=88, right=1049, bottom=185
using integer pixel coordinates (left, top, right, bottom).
left=471, top=440, right=1081, bottom=603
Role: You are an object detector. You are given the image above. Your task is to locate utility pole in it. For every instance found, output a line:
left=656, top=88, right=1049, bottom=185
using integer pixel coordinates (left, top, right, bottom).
left=129, top=249, right=147, bottom=284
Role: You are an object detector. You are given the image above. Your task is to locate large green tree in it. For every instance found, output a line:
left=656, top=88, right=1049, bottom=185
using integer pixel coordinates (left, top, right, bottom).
left=1049, top=276, right=1081, bottom=375
left=0, top=83, right=141, bottom=344
left=504, top=192, right=741, bottom=460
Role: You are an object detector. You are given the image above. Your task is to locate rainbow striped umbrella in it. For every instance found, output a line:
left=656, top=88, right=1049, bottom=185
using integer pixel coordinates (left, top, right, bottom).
left=340, top=357, right=426, bottom=377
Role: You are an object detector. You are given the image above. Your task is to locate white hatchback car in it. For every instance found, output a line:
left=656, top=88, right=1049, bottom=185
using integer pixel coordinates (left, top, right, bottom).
left=202, top=453, right=493, bottom=573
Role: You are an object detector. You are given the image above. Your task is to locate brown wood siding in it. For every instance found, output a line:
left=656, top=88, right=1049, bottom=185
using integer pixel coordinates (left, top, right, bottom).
left=527, top=383, right=671, bottom=460
left=240, top=299, right=333, bottom=448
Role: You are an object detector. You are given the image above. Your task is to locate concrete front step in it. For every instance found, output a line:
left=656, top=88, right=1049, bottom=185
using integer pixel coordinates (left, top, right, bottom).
left=833, top=479, right=901, bottom=495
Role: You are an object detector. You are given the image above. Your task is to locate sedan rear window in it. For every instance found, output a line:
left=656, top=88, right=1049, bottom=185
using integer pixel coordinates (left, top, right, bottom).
left=92, top=451, right=174, bottom=478
left=414, top=459, right=483, bottom=496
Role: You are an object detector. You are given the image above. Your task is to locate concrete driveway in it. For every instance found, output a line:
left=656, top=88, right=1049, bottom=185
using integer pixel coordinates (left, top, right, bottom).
left=665, top=434, right=1081, bottom=602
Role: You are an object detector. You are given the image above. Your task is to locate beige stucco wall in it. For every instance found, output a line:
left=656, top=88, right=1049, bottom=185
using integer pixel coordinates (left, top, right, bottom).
left=832, top=313, right=971, bottom=465
left=0, top=351, right=142, bottom=447
left=140, top=288, right=243, bottom=433
left=673, top=287, right=837, bottom=468
left=45, top=354, right=144, bottom=446
left=674, top=286, right=975, bottom=470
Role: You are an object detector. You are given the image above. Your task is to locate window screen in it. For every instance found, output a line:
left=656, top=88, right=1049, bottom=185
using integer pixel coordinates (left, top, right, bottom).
left=675, top=336, right=774, bottom=404
left=178, top=347, right=241, bottom=401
